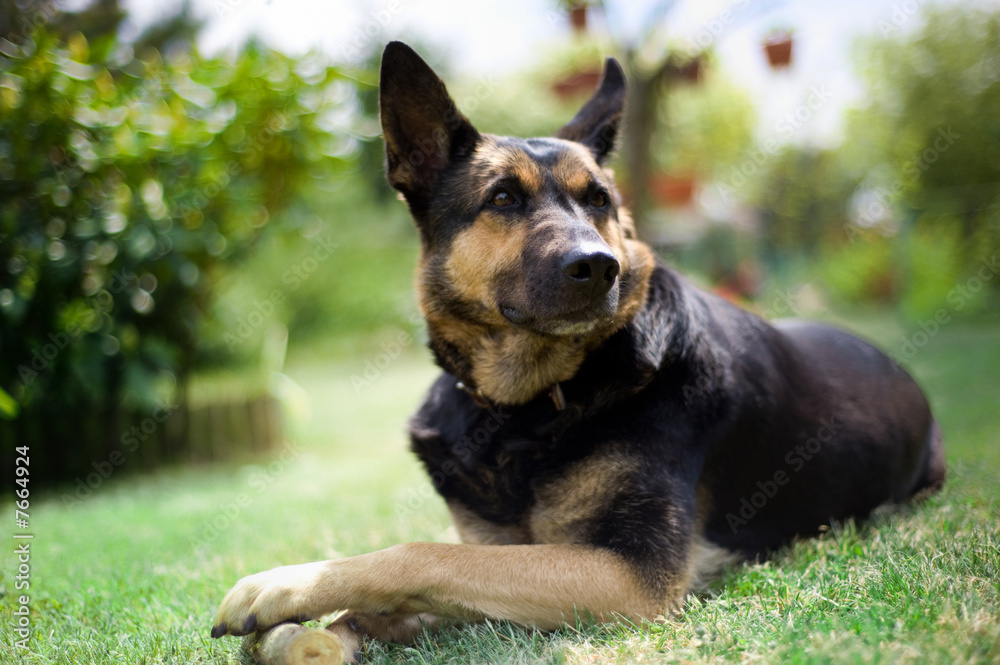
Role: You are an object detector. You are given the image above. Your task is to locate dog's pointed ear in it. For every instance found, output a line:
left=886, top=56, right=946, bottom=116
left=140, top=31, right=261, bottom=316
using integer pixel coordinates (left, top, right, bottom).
left=554, top=57, right=627, bottom=164
left=379, top=42, right=480, bottom=208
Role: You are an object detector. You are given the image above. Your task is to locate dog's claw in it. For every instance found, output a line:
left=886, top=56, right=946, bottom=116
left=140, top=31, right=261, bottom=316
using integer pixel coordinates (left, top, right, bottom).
left=210, top=614, right=258, bottom=639
left=213, top=561, right=337, bottom=639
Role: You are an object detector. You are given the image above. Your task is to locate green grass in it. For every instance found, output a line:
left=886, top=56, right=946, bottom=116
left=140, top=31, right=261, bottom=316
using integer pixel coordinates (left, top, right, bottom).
left=2, top=312, right=998, bottom=664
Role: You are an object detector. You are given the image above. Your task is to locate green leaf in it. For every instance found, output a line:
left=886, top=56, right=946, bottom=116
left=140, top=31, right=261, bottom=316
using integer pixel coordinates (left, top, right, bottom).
left=0, top=385, right=20, bottom=419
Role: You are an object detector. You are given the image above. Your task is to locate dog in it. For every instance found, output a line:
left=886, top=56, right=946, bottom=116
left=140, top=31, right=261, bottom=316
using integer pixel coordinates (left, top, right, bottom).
left=211, top=41, right=945, bottom=659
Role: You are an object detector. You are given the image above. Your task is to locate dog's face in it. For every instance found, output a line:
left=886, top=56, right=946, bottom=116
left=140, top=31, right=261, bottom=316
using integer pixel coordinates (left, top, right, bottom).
left=422, top=134, right=633, bottom=337
left=379, top=42, right=654, bottom=403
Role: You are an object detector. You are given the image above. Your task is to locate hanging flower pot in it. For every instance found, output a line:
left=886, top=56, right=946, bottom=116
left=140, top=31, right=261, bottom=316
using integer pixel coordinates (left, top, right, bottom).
left=551, top=68, right=602, bottom=100
left=569, top=5, right=588, bottom=33
left=764, top=32, right=794, bottom=69
left=650, top=173, right=697, bottom=207
left=677, top=56, right=702, bottom=85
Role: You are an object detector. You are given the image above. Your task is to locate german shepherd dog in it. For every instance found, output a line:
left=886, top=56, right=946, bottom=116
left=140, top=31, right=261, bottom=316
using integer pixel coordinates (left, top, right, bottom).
left=211, top=42, right=945, bottom=658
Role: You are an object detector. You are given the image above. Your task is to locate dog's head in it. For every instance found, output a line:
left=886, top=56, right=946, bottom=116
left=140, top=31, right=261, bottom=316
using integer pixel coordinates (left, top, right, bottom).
left=379, top=42, right=655, bottom=404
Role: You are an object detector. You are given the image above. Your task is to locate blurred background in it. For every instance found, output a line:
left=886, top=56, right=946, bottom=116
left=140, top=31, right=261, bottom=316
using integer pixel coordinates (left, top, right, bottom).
left=2, top=0, right=999, bottom=488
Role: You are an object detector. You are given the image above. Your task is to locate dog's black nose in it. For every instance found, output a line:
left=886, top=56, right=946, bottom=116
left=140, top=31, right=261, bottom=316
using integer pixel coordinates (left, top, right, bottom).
left=561, top=245, right=620, bottom=298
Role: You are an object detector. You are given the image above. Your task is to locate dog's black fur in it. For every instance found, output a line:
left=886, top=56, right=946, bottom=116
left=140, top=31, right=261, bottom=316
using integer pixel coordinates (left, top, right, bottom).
left=394, top=42, right=945, bottom=582
left=211, top=42, right=945, bottom=655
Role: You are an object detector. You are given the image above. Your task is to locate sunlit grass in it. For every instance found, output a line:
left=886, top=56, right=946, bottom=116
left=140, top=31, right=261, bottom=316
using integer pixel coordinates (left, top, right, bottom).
left=1, top=313, right=997, bottom=664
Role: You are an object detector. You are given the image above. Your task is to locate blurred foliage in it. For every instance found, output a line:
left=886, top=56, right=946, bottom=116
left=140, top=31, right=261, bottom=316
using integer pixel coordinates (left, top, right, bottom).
left=815, top=232, right=896, bottom=305
left=3, top=0, right=998, bottom=482
left=1, top=0, right=123, bottom=47
left=201, top=188, right=421, bottom=369
left=847, top=7, right=1000, bottom=225
left=453, top=40, right=610, bottom=140
left=202, top=39, right=425, bottom=366
left=652, top=67, right=756, bottom=179
left=842, top=6, right=1000, bottom=317
left=1, top=0, right=202, bottom=58
left=0, top=21, right=363, bottom=474
left=752, top=148, right=857, bottom=261
left=749, top=5, right=1000, bottom=318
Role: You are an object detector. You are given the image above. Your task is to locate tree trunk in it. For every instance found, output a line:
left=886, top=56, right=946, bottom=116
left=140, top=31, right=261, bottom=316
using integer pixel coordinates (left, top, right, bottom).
left=623, top=64, right=658, bottom=240
left=622, top=53, right=686, bottom=242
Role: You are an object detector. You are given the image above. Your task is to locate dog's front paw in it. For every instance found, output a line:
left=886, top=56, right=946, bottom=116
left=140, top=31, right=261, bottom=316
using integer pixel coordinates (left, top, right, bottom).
left=211, top=561, right=335, bottom=638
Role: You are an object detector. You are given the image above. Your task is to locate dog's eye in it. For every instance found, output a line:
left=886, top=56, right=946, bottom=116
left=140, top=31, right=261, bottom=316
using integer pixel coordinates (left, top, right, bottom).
left=489, top=189, right=516, bottom=208
left=589, top=189, right=608, bottom=208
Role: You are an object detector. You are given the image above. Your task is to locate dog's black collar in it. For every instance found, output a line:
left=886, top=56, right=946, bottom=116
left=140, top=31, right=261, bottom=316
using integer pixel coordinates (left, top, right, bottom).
left=456, top=381, right=567, bottom=411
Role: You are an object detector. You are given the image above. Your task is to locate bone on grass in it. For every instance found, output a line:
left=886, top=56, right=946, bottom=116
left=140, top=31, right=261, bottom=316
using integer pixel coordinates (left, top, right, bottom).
left=242, top=623, right=346, bottom=665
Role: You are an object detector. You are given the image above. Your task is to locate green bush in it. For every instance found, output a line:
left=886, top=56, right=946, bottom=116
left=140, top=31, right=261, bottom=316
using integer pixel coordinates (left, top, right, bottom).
left=202, top=194, right=421, bottom=364
left=816, top=232, right=896, bottom=305
left=749, top=6, right=1000, bottom=317
left=900, top=218, right=966, bottom=319
left=0, top=28, right=357, bottom=482
left=813, top=218, right=995, bottom=319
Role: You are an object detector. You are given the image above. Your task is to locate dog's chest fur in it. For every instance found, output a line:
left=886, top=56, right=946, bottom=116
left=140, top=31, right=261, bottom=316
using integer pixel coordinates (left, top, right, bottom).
left=409, top=383, right=611, bottom=528
left=408, top=270, right=719, bottom=552
left=410, top=396, right=667, bottom=553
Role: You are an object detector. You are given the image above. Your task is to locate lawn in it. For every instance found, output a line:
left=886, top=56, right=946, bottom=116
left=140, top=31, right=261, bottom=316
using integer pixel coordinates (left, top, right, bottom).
left=2, top=311, right=998, bottom=664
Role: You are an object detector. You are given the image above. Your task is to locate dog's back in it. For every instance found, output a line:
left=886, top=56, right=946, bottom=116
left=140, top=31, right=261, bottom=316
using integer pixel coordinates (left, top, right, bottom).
left=681, top=282, right=944, bottom=556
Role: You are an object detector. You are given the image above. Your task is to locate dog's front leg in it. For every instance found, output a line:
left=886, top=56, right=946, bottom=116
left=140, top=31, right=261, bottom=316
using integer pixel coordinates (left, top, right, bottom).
left=211, top=542, right=670, bottom=638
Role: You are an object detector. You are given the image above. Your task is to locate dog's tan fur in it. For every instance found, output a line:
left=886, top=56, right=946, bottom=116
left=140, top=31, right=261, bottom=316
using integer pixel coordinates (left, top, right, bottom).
left=448, top=500, right=531, bottom=545
left=216, top=542, right=668, bottom=642
left=530, top=448, right=639, bottom=544
left=444, top=211, right=529, bottom=315
left=213, top=45, right=683, bottom=662
left=214, top=443, right=680, bottom=661
left=413, top=136, right=655, bottom=406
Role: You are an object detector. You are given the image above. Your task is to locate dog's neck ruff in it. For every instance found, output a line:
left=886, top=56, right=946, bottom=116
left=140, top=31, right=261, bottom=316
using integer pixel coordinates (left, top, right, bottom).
left=456, top=380, right=567, bottom=411
left=442, top=264, right=694, bottom=422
